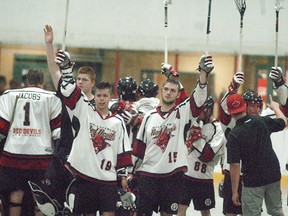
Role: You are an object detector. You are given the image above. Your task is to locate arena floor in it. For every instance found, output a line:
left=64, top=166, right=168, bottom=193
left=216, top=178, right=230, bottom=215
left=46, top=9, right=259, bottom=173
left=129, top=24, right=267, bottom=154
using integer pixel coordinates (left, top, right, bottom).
left=152, top=184, right=288, bottom=216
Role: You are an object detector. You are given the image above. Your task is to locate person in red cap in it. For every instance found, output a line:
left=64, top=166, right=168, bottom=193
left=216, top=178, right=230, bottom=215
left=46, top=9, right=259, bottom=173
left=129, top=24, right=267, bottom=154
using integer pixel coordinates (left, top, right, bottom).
left=226, top=94, right=287, bottom=216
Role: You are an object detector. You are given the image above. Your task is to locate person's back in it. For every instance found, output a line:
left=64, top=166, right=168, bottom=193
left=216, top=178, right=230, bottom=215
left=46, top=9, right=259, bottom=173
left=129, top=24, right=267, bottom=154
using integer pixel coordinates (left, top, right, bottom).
left=0, top=69, right=61, bottom=168
left=228, top=115, right=281, bottom=187
left=0, top=69, right=62, bottom=216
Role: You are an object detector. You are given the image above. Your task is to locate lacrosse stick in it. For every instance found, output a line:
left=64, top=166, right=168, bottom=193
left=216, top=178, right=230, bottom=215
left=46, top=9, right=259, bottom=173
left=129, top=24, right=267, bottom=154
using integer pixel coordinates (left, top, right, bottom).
left=62, top=0, right=70, bottom=51
left=234, top=0, right=246, bottom=72
left=164, top=0, right=172, bottom=64
left=274, top=0, right=284, bottom=67
left=205, top=0, right=212, bottom=55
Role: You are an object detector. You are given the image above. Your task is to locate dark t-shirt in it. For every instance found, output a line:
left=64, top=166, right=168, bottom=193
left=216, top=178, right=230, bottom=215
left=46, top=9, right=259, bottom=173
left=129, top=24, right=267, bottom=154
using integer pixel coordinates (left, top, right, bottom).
left=227, top=115, right=285, bottom=187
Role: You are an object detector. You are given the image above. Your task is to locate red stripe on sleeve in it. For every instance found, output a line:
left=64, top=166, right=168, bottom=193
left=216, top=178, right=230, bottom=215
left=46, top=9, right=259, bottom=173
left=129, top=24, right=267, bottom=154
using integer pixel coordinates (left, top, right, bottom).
left=0, top=117, right=10, bottom=136
left=132, top=139, right=146, bottom=159
left=116, top=151, right=132, bottom=169
left=190, top=95, right=203, bottom=117
left=63, top=87, right=82, bottom=110
left=50, top=114, right=62, bottom=131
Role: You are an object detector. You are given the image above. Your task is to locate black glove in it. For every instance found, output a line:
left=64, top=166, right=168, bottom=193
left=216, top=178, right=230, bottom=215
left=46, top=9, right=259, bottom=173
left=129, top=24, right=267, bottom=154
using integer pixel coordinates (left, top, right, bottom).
left=269, top=66, right=285, bottom=88
left=198, top=55, right=214, bottom=74
left=55, top=50, right=74, bottom=82
left=161, top=63, right=179, bottom=79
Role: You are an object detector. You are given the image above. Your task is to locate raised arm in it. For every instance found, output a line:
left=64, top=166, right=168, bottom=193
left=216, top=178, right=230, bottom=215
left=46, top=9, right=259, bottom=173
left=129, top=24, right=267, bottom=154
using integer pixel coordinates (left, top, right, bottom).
left=267, top=95, right=288, bottom=126
left=269, top=66, right=288, bottom=105
left=44, top=24, right=61, bottom=89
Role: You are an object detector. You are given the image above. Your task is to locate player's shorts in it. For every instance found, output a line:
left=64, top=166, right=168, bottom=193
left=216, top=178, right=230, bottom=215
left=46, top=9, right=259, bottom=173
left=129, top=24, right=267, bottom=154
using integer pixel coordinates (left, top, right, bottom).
left=179, top=177, right=215, bottom=211
left=0, top=166, right=45, bottom=192
left=222, top=173, right=242, bottom=215
left=137, top=172, right=183, bottom=215
left=71, top=177, right=118, bottom=214
left=41, top=156, right=74, bottom=206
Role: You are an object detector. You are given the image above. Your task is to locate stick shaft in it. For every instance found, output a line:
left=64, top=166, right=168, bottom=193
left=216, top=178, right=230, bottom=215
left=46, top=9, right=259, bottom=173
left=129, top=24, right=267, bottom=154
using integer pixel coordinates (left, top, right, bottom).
left=164, top=5, right=168, bottom=64
left=62, top=0, right=70, bottom=51
left=206, top=0, right=212, bottom=55
left=275, top=10, right=279, bottom=67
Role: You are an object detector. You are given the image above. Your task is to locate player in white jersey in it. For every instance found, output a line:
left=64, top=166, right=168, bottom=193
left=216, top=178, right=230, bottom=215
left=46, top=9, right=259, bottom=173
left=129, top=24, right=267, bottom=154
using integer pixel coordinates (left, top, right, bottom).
left=132, top=55, right=214, bottom=216
left=178, top=96, right=225, bottom=216
left=0, top=69, right=62, bottom=216
left=40, top=25, right=97, bottom=213
left=56, top=51, right=133, bottom=215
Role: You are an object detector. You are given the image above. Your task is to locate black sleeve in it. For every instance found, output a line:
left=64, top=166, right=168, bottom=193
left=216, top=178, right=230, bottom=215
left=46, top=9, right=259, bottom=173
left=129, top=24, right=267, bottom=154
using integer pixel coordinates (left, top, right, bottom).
left=262, top=116, right=286, bottom=133
left=226, top=134, right=240, bottom=164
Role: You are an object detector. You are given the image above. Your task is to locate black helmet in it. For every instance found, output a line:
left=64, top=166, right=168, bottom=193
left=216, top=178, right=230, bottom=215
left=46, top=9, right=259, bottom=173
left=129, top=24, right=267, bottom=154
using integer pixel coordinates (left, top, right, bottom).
left=117, top=77, right=137, bottom=101
left=137, top=79, right=159, bottom=98
left=242, top=89, right=263, bottom=107
left=203, top=96, right=214, bottom=112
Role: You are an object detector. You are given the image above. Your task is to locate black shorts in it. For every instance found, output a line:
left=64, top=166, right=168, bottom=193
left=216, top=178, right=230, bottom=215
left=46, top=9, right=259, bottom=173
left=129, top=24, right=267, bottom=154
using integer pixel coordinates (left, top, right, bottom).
left=0, top=166, right=45, bottom=193
left=137, top=172, right=183, bottom=215
left=222, top=173, right=242, bottom=215
left=41, top=156, right=74, bottom=205
left=179, top=178, right=215, bottom=211
left=71, top=177, right=118, bottom=214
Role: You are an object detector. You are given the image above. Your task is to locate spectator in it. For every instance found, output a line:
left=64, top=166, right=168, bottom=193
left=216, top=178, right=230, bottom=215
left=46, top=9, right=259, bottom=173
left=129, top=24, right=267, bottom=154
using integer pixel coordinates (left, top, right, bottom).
left=226, top=94, right=287, bottom=216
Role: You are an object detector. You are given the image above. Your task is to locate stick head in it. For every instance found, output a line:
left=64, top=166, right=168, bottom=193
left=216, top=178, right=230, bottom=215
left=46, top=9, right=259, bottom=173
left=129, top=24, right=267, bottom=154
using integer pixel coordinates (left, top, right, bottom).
left=163, top=0, right=172, bottom=5
left=234, top=0, right=246, bottom=15
left=275, top=0, right=284, bottom=11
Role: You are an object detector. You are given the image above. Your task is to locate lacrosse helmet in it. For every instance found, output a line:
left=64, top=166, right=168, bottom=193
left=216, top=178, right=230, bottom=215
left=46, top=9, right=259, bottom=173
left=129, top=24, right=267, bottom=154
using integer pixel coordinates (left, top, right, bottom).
left=117, top=77, right=137, bottom=101
left=137, top=79, right=159, bottom=98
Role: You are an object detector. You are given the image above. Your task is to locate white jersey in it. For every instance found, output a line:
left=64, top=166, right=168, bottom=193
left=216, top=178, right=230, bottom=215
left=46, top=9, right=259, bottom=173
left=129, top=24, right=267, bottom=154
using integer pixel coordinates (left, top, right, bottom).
left=134, top=97, right=160, bottom=116
left=61, top=81, right=132, bottom=183
left=133, top=82, right=207, bottom=177
left=185, top=120, right=225, bottom=180
left=0, top=87, right=61, bottom=170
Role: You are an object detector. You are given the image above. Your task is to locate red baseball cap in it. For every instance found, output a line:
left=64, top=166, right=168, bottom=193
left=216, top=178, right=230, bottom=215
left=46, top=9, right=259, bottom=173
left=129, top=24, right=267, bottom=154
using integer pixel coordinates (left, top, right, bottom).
left=227, top=94, right=247, bottom=115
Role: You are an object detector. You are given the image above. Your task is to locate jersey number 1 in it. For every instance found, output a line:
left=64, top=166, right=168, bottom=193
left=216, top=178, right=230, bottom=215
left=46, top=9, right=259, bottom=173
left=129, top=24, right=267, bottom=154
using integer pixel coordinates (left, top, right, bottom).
left=23, top=102, right=30, bottom=126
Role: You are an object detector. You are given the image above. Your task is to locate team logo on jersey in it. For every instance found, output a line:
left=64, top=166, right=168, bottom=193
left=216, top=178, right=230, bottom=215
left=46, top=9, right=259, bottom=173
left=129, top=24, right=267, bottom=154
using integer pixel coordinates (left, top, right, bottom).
left=170, top=203, right=178, bottom=211
left=92, top=135, right=111, bottom=154
left=152, top=124, right=176, bottom=153
left=90, top=123, right=115, bottom=154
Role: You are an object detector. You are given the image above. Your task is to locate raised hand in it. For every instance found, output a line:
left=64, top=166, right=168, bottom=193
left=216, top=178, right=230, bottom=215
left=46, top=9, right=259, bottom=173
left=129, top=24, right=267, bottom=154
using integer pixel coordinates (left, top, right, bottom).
left=269, top=66, right=284, bottom=88
left=198, top=55, right=214, bottom=74
left=228, top=71, right=244, bottom=93
left=161, top=63, right=179, bottom=79
left=44, top=24, right=54, bottom=44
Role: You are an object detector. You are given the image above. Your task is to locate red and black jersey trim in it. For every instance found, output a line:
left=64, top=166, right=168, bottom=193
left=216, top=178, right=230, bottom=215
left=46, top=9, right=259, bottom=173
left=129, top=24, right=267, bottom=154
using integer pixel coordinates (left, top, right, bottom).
left=0, top=117, right=10, bottom=137
left=183, top=175, right=213, bottom=183
left=189, top=94, right=203, bottom=118
left=116, top=151, right=133, bottom=170
left=0, top=151, right=52, bottom=170
left=65, top=163, right=117, bottom=185
left=63, top=87, right=82, bottom=110
left=50, top=114, right=61, bottom=131
left=137, top=166, right=187, bottom=178
left=132, top=139, right=146, bottom=159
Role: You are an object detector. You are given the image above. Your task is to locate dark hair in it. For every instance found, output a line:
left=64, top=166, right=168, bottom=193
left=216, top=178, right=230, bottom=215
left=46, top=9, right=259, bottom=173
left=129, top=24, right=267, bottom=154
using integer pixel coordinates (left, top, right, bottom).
left=96, top=82, right=112, bottom=91
left=0, top=76, right=6, bottom=84
left=27, top=69, right=44, bottom=85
